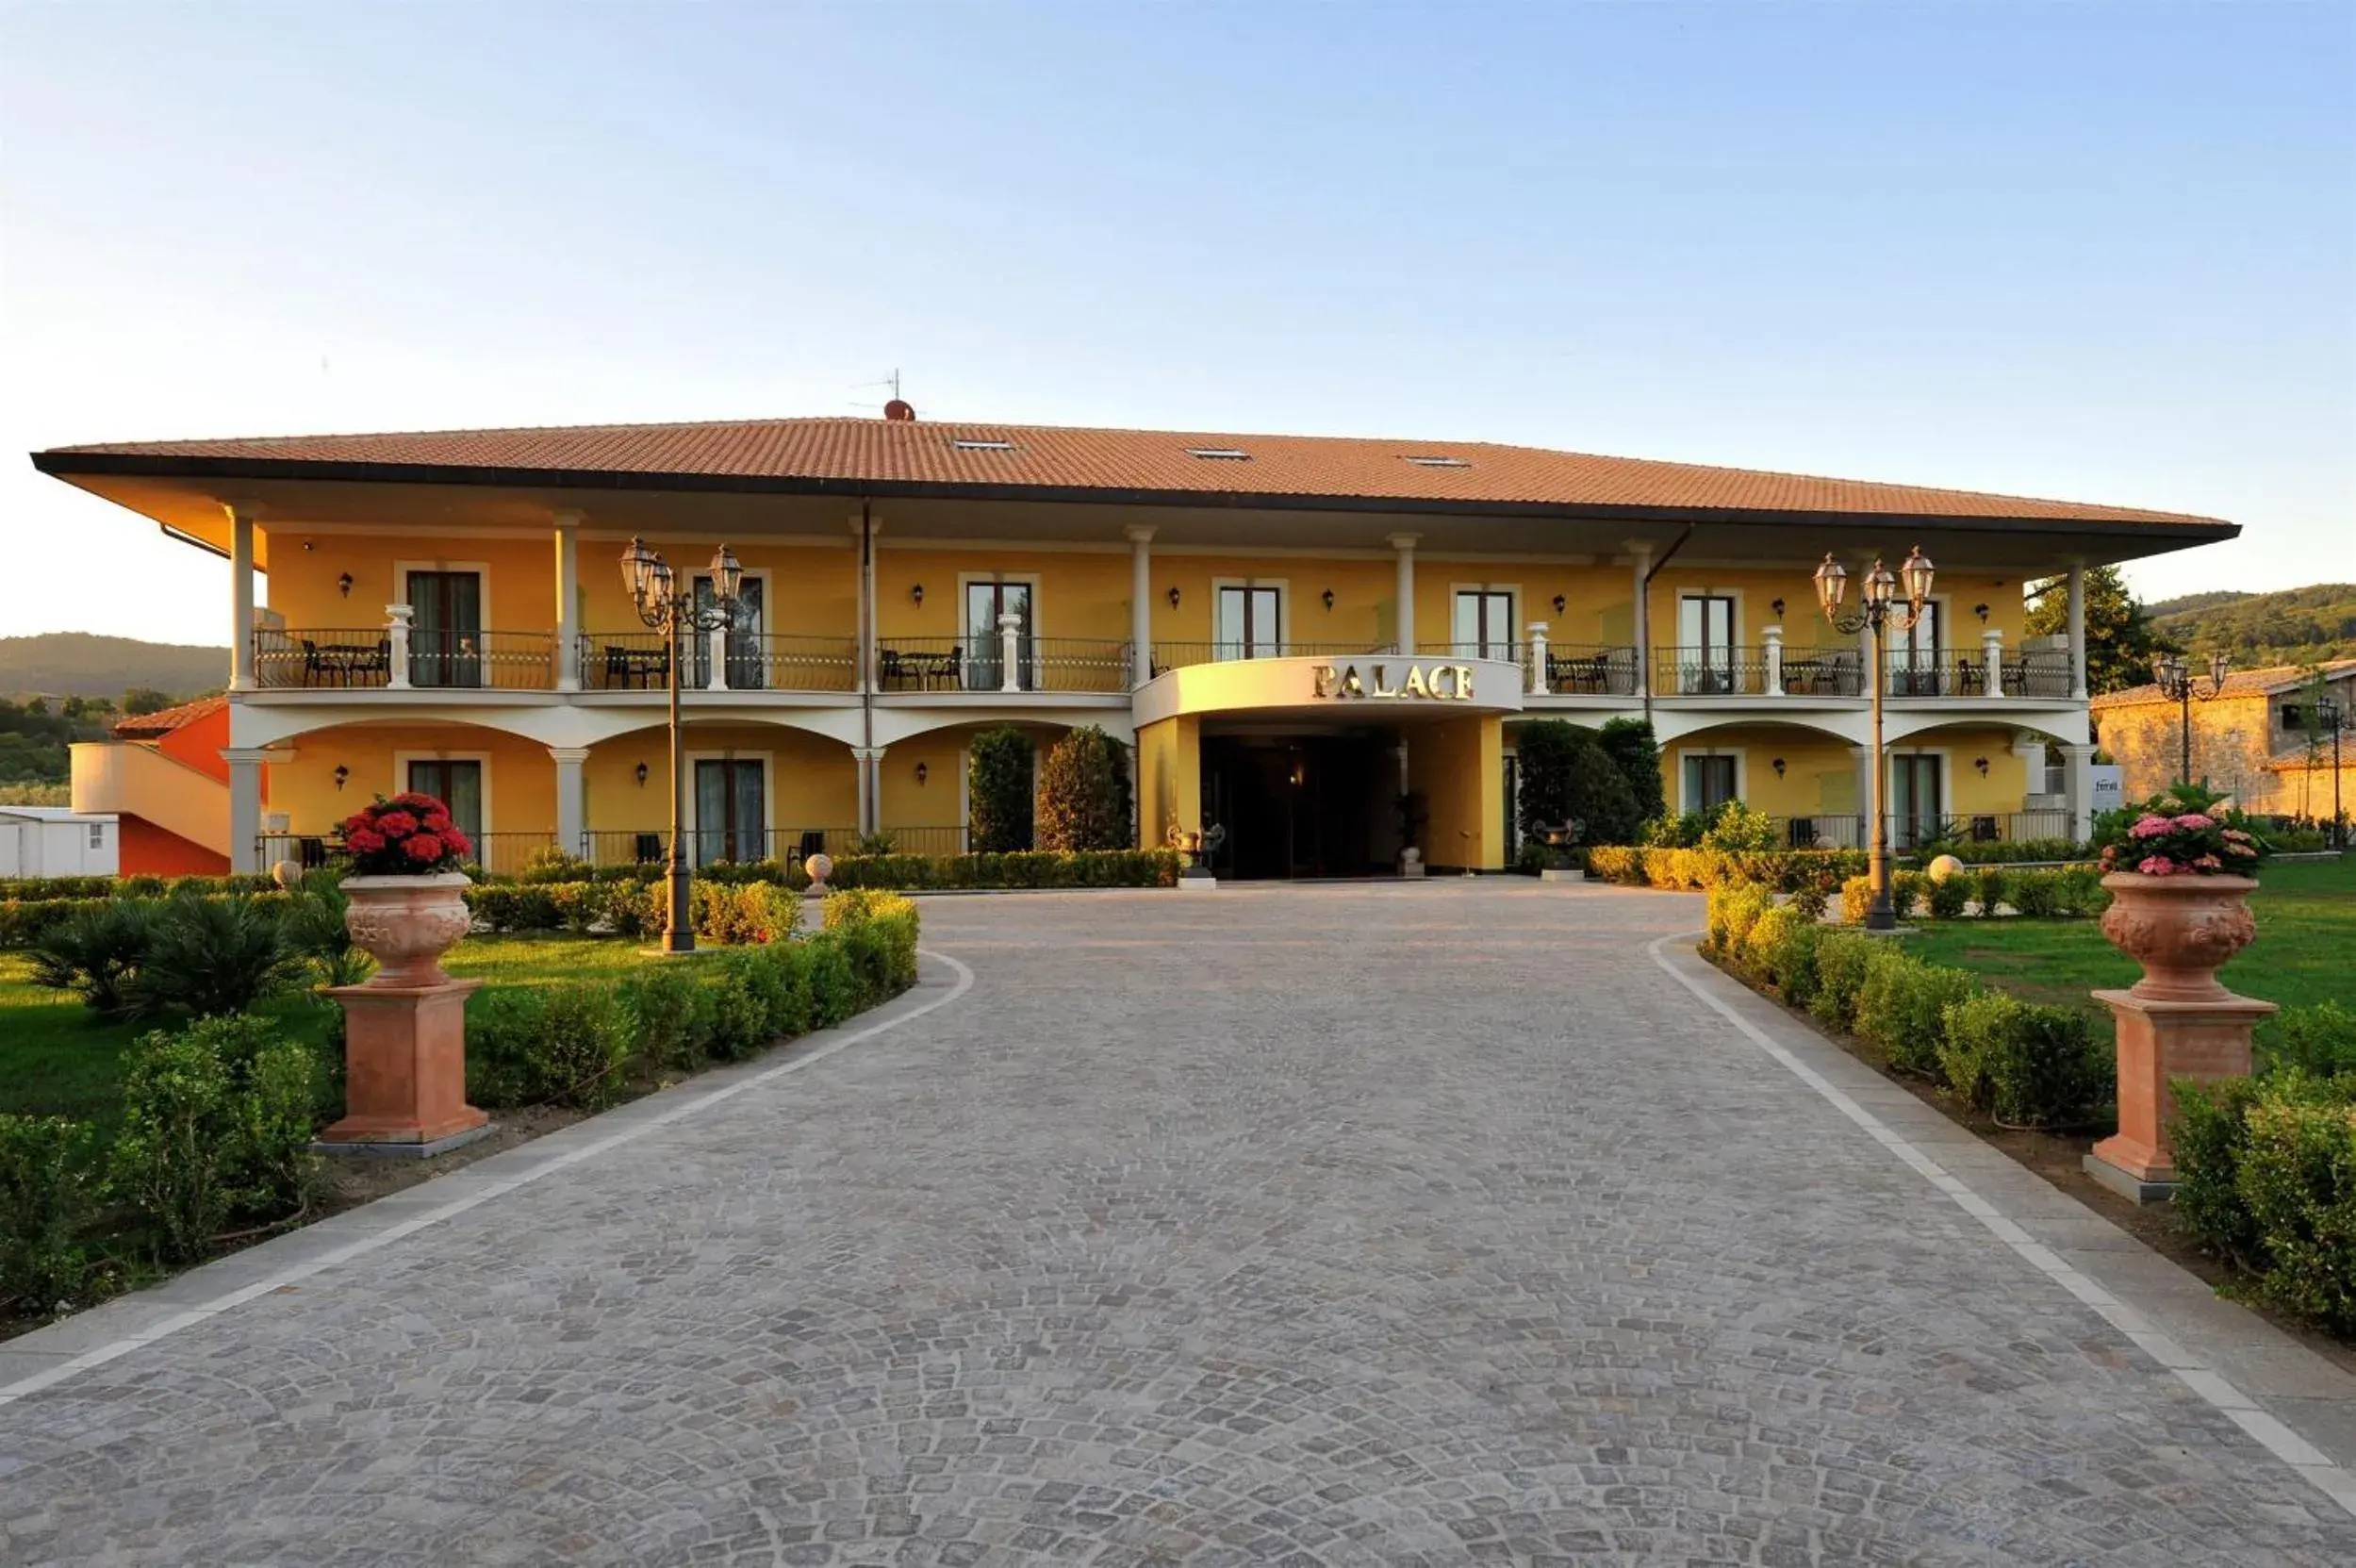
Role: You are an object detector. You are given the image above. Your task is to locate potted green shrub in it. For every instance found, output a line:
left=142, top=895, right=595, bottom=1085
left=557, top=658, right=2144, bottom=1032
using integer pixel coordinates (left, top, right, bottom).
left=338, top=793, right=476, bottom=985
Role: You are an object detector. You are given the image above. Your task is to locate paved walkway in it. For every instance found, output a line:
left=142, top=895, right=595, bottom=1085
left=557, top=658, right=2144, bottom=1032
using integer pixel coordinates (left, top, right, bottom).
left=4, top=882, right=2354, bottom=1564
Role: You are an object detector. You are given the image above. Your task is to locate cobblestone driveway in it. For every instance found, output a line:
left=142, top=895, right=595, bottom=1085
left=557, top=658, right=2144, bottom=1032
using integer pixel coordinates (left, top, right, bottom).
left=3, top=882, right=2351, bottom=1564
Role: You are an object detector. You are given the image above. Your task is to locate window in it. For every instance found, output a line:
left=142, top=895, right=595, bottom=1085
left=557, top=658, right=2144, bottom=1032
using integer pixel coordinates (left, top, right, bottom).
left=691, top=570, right=766, bottom=689
left=693, top=759, right=766, bottom=866
left=2282, top=703, right=2305, bottom=732
left=1405, top=455, right=1469, bottom=469
left=1888, top=602, right=1944, bottom=695
left=964, top=579, right=1034, bottom=690
left=950, top=438, right=1015, bottom=452
left=88, top=823, right=105, bottom=850
left=1453, top=589, right=1515, bottom=660
left=404, top=760, right=484, bottom=846
left=1185, top=447, right=1250, bottom=460
left=405, top=570, right=483, bottom=688
left=1889, top=754, right=1944, bottom=850
left=1214, top=584, right=1283, bottom=660
left=1676, top=595, right=1738, bottom=694
left=1682, top=754, right=1738, bottom=813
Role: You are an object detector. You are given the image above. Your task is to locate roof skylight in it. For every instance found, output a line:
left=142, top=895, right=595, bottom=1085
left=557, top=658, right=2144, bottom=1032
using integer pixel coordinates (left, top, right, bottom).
left=1405, top=455, right=1470, bottom=468
left=950, top=438, right=1016, bottom=452
left=1185, top=447, right=1251, bottom=460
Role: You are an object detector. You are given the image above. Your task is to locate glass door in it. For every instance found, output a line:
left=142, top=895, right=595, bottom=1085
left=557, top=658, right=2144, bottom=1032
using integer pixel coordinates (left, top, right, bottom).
left=1889, top=754, right=1943, bottom=849
left=964, top=580, right=1034, bottom=690
left=1215, top=585, right=1281, bottom=660
left=691, top=572, right=764, bottom=688
left=404, top=760, right=484, bottom=847
left=1889, top=602, right=1943, bottom=696
left=693, top=759, right=766, bottom=865
left=1453, top=590, right=1515, bottom=661
left=406, top=570, right=482, bottom=687
left=1676, top=595, right=1737, bottom=694
left=1682, top=754, right=1738, bottom=815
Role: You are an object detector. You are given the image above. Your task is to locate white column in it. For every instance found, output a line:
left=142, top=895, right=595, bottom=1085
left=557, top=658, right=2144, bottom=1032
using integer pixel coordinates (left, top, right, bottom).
left=550, top=748, right=589, bottom=859
left=851, top=746, right=884, bottom=835
left=386, top=603, right=414, bottom=690
left=227, top=506, right=256, bottom=691
left=1982, top=626, right=2005, bottom=699
left=1127, top=524, right=1155, bottom=689
left=552, top=512, right=582, bottom=691
left=707, top=625, right=730, bottom=691
left=1525, top=621, right=1549, bottom=696
left=2067, top=563, right=2088, bottom=701
left=998, top=611, right=1023, bottom=692
left=2063, top=742, right=2098, bottom=841
left=223, top=748, right=268, bottom=872
left=1763, top=623, right=1785, bottom=698
left=1628, top=543, right=1653, bottom=699
left=1389, top=533, right=1420, bottom=654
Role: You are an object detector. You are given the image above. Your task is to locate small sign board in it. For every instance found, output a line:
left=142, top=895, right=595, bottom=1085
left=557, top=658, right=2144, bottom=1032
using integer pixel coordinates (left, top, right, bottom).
left=2090, top=766, right=2125, bottom=812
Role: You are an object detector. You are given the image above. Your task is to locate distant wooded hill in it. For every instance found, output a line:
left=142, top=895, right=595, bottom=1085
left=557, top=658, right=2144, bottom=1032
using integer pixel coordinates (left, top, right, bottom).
left=0, top=633, right=227, bottom=701
left=2149, top=585, right=2356, bottom=668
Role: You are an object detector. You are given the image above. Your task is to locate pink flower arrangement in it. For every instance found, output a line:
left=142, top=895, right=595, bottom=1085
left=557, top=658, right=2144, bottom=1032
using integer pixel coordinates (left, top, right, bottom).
left=340, top=792, right=473, bottom=876
left=2095, top=786, right=2269, bottom=879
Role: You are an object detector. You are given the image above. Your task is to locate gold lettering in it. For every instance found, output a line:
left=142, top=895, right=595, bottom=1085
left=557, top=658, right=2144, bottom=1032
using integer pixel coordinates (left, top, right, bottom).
left=1371, top=664, right=1398, bottom=699
left=1403, top=665, right=1429, bottom=699
left=1312, top=664, right=1337, bottom=699
left=1456, top=665, right=1475, bottom=701
left=1341, top=665, right=1364, bottom=697
left=1426, top=664, right=1458, bottom=700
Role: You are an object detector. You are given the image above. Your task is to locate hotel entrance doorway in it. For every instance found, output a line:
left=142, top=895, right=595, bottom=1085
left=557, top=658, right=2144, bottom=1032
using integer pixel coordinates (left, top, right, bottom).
left=1200, top=732, right=1392, bottom=879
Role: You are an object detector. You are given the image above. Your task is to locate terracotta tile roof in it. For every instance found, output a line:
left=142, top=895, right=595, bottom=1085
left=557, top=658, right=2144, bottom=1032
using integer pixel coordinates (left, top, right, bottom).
left=111, top=694, right=226, bottom=738
left=2091, top=657, right=2356, bottom=710
left=43, top=416, right=2225, bottom=526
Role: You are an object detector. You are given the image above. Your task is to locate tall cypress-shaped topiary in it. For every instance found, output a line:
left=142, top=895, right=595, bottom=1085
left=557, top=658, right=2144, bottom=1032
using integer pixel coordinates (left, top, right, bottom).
left=966, top=725, right=1036, bottom=852
left=1517, top=719, right=1640, bottom=849
left=1036, top=726, right=1134, bottom=851
left=1597, top=717, right=1667, bottom=824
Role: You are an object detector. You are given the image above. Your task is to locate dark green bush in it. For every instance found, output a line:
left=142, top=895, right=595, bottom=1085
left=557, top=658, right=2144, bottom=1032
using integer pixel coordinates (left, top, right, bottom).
left=1937, top=991, right=2108, bottom=1128
left=2238, top=1090, right=2356, bottom=1333
left=1853, top=949, right=1975, bottom=1077
left=1596, top=718, right=1666, bottom=823
left=1517, top=720, right=1640, bottom=849
left=0, top=1114, right=96, bottom=1313
left=2172, top=1077, right=2266, bottom=1268
left=124, top=896, right=306, bottom=1021
left=967, top=725, right=1036, bottom=852
left=468, top=983, right=631, bottom=1109
left=1924, top=874, right=1971, bottom=920
left=28, top=899, right=159, bottom=1016
left=2263, top=1001, right=2356, bottom=1081
left=1036, top=725, right=1134, bottom=852
left=615, top=966, right=711, bottom=1075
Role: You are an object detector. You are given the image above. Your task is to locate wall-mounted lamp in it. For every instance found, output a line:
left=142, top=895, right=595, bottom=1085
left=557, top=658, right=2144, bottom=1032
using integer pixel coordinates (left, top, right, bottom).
left=1167, top=586, right=1181, bottom=609
left=1552, top=594, right=1567, bottom=615
left=1771, top=757, right=1787, bottom=779
left=910, top=584, right=925, bottom=606
left=1321, top=588, right=1335, bottom=611
left=1771, top=598, right=1786, bottom=620
left=634, top=762, right=650, bottom=787
left=1974, top=756, right=1990, bottom=776
left=337, top=572, right=354, bottom=598
left=1973, top=602, right=1990, bottom=623
left=332, top=765, right=350, bottom=791
left=914, top=761, right=929, bottom=784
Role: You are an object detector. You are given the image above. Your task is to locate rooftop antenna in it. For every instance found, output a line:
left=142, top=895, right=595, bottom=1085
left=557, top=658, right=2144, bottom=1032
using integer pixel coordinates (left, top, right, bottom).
left=849, top=369, right=904, bottom=413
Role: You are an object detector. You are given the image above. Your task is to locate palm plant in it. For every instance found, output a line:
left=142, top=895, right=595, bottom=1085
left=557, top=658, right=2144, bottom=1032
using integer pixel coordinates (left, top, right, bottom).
left=28, top=900, right=160, bottom=1018
left=279, top=886, right=374, bottom=988
left=123, top=897, right=305, bottom=1021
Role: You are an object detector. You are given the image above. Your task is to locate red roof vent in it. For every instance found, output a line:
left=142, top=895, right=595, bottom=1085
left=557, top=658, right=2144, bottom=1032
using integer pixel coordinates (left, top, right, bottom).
left=882, top=399, right=915, bottom=421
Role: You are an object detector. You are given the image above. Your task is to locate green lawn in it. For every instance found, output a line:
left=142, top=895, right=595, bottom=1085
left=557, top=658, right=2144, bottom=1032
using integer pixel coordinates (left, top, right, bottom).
left=0, top=934, right=663, bottom=1128
left=1909, top=855, right=2356, bottom=1045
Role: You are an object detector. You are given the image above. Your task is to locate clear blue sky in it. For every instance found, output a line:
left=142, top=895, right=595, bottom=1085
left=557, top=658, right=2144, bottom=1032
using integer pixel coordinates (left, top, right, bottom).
left=3, top=1, right=2348, bottom=645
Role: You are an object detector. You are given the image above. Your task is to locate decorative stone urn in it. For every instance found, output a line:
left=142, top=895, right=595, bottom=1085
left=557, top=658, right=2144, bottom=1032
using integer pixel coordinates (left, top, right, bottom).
left=2085, top=871, right=2273, bottom=1203
left=341, top=871, right=477, bottom=986
left=2098, top=872, right=2260, bottom=1002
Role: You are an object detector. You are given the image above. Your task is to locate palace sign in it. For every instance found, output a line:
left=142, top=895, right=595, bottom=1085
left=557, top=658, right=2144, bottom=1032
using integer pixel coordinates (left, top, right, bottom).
left=1311, top=662, right=1476, bottom=701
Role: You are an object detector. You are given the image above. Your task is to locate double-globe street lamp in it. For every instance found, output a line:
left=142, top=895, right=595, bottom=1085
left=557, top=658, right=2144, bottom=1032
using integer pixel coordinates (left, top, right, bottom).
left=2150, top=648, right=2232, bottom=785
left=1814, top=545, right=1936, bottom=933
left=2315, top=695, right=2347, bottom=850
left=621, top=536, right=742, bottom=954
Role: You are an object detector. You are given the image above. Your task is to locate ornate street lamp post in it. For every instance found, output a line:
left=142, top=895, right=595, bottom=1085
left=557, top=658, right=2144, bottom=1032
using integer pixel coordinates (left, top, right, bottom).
left=2318, top=696, right=2347, bottom=849
left=2149, top=649, right=2230, bottom=785
left=621, top=536, right=742, bottom=954
left=1815, top=546, right=1936, bottom=932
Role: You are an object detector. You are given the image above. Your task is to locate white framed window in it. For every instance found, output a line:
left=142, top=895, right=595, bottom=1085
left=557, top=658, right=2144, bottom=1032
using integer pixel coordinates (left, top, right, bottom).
left=1451, top=586, right=1518, bottom=661
left=1676, top=750, right=1744, bottom=814
left=1675, top=594, right=1739, bottom=694
left=1213, top=580, right=1286, bottom=660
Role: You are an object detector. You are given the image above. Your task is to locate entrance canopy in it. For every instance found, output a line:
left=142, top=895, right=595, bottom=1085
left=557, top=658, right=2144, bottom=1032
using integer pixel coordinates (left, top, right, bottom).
left=1135, top=654, right=1524, bottom=728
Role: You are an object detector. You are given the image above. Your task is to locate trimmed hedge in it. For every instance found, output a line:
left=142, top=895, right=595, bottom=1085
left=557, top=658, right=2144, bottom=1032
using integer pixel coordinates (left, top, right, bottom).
left=1835, top=867, right=2108, bottom=925
left=1588, top=845, right=1868, bottom=896
left=1705, top=885, right=2110, bottom=1130
left=2175, top=1066, right=2356, bottom=1335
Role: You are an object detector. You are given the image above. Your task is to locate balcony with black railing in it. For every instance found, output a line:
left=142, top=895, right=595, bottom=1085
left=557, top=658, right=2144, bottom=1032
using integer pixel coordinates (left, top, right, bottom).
left=255, top=627, right=555, bottom=690
left=874, top=636, right=1130, bottom=693
left=576, top=631, right=860, bottom=693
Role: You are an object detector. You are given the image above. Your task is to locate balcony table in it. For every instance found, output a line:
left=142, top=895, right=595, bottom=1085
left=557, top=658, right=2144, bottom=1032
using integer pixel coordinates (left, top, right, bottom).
left=878, top=647, right=963, bottom=691
left=303, top=637, right=391, bottom=687
left=601, top=644, right=671, bottom=690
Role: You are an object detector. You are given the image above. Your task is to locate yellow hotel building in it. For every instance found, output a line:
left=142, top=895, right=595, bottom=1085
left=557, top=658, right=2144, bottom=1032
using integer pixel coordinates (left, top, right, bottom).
left=37, top=413, right=2236, bottom=877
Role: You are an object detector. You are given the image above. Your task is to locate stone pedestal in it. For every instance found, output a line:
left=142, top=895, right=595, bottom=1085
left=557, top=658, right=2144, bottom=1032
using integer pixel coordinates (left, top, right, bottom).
left=319, top=978, right=490, bottom=1156
left=2084, top=987, right=2275, bottom=1203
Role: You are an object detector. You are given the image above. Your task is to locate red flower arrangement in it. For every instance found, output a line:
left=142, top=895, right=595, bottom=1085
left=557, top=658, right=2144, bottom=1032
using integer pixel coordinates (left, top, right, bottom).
left=340, top=792, right=472, bottom=875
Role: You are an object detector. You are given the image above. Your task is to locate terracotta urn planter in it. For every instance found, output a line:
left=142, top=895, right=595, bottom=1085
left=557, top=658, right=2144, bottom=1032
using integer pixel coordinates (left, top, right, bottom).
left=341, top=871, right=476, bottom=987
left=2098, top=872, right=2260, bottom=1003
